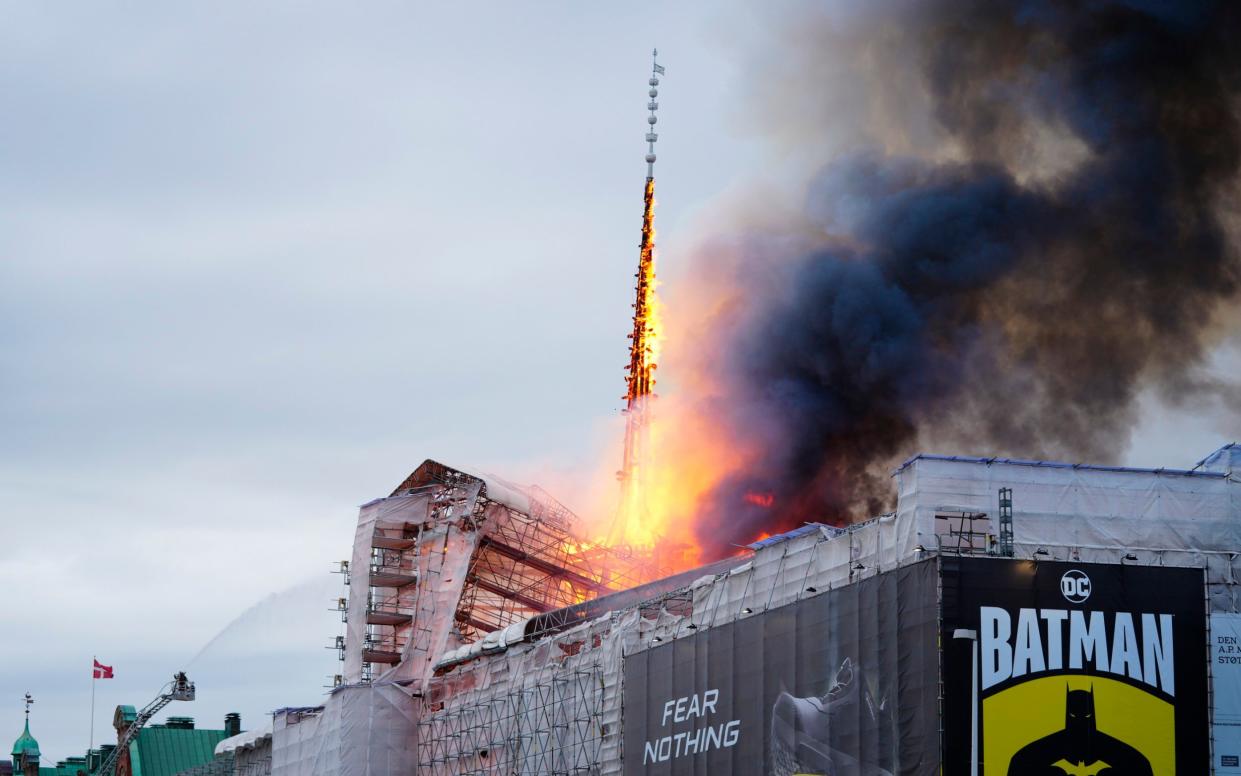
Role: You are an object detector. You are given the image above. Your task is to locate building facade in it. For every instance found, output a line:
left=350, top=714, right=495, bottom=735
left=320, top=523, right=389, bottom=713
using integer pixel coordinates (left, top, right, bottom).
left=244, top=447, right=1239, bottom=774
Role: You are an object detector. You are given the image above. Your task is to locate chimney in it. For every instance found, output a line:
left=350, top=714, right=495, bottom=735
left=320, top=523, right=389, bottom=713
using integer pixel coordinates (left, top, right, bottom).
left=224, top=713, right=241, bottom=737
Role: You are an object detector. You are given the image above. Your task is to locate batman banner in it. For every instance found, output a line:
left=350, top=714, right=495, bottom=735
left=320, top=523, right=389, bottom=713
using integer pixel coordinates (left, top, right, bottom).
left=942, top=557, right=1209, bottom=775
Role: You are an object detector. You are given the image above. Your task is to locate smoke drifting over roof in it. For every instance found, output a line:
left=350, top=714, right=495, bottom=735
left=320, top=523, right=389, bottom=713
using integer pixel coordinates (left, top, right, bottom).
left=690, top=0, right=1241, bottom=557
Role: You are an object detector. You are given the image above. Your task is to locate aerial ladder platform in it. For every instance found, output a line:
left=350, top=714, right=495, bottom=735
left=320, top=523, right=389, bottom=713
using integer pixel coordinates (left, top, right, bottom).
left=96, top=672, right=196, bottom=776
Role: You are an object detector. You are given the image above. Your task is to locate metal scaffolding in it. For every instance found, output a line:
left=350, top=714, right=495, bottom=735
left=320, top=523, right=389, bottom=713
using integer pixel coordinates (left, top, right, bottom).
left=417, top=663, right=606, bottom=775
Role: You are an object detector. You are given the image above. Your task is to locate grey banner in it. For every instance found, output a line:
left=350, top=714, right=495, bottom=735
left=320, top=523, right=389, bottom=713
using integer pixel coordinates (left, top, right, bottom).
left=1214, top=613, right=1241, bottom=774
left=622, top=559, right=939, bottom=775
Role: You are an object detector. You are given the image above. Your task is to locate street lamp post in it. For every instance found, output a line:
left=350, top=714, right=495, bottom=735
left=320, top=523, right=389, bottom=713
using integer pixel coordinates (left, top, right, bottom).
left=953, top=628, right=980, bottom=776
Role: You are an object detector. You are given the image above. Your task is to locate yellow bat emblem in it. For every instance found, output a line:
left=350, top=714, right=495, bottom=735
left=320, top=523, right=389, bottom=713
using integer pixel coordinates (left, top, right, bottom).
left=1051, top=758, right=1110, bottom=776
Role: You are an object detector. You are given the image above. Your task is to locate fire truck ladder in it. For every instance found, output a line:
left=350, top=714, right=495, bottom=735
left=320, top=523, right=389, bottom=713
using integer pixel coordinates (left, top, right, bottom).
left=97, top=672, right=196, bottom=776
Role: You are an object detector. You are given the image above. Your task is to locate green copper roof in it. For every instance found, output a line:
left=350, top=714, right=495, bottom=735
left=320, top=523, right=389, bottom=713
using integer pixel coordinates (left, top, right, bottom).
left=126, top=727, right=226, bottom=776
left=39, top=758, right=86, bottom=776
left=12, top=719, right=40, bottom=758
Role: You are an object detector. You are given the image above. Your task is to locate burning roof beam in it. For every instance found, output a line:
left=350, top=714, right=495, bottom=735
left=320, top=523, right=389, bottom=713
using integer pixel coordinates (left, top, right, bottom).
left=468, top=574, right=557, bottom=614
left=477, top=536, right=613, bottom=595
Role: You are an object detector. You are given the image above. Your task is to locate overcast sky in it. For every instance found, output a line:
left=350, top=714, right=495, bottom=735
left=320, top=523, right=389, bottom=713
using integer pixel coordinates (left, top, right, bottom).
left=2, top=2, right=1235, bottom=763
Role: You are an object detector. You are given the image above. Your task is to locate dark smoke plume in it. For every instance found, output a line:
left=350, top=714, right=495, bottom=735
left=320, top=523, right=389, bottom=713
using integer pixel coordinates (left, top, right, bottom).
left=693, top=0, right=1241, bottom=558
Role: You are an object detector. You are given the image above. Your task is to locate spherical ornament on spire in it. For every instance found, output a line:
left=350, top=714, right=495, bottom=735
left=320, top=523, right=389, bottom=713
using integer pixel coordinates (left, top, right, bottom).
left=645, top=153, right=657, bottom=163
left=649, top=88, right=658, bottom=98
left=648, top=115, right=657, bottom=125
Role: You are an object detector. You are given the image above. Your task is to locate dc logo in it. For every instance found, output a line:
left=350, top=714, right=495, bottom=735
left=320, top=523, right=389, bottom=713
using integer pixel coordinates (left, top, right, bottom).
left=1060, top=570, right=1091, bottom=603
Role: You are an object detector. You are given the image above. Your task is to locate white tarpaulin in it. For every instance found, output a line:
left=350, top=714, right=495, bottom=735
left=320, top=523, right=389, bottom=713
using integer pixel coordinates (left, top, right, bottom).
left=895, top=454, right=1240, bottom=609
left=345, top=494, right=432, bottom=683
left=271, top=683, right=417, bottom=776
left=215, top=720, right=273, bottom=756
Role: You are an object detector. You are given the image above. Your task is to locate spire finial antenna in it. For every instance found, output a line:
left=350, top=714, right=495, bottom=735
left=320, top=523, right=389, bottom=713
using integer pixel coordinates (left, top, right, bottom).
left=24, top=692, right=33, bottom=718
left=645, top=49, right=664, bottom=179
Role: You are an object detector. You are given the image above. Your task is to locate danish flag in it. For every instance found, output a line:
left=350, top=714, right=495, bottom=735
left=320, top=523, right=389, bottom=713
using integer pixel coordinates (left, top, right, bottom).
left=93, top=659, right=113, bottom=679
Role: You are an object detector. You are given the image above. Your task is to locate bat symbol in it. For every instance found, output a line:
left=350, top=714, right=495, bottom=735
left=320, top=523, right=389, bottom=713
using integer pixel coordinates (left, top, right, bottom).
left=1051, top=758, right=1110, bottom=776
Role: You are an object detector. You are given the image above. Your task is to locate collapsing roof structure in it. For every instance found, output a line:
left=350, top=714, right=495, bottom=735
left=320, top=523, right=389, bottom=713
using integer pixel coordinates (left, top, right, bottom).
left=339, top=459, right=662, bottom=689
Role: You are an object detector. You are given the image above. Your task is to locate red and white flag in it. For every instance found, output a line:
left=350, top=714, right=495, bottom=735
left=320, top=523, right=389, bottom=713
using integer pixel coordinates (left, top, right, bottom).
left=93, top=659, right=113, bottom=679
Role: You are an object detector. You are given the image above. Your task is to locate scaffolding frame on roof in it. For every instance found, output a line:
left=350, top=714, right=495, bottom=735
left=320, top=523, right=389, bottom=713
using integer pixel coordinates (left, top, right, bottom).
left=342, top=460, right=662, bottom=686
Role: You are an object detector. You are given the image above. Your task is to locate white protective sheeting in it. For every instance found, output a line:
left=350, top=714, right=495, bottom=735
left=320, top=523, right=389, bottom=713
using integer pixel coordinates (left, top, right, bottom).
left=271, top=708, right=328, bottom=776
left=271, top=683, right=418, bottom=776
left=449, top=463, right=534, bottom=516
left=364, top=482, right=481, bottom=689
left=897, top=455, right=1237, bottom=553
left=896, top=454, right=1241, bottom=609
left=345, top=494, right=431, bottom=683
left=215, top=720, right=274, bottom=755
left=1200, top=442, right=1241, bottom=475
left=388, top=507, right=478, bottom=687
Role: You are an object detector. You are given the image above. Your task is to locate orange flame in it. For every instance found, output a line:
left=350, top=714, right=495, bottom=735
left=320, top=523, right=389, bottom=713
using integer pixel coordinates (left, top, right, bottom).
left=598, top=179, right=767, bottom=572
left=743, top=491, right=775, bottom=508
left=611, top=177, right=663, bottom=551
left=625, top=177, right=660, bottom=404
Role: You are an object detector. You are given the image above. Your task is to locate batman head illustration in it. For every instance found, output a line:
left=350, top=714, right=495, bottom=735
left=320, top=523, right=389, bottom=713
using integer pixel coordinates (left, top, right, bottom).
left=1063, top=687, right=1097, bottom=760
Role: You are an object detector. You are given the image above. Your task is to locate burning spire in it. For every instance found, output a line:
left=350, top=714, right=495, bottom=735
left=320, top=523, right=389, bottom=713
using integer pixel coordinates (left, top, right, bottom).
left=611, top=49, right=664, bottom=548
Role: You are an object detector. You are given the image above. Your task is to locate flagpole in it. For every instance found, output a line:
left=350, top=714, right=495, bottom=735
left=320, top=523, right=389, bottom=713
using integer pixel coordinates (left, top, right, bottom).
left=90, top=655, right=96, bottom=756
